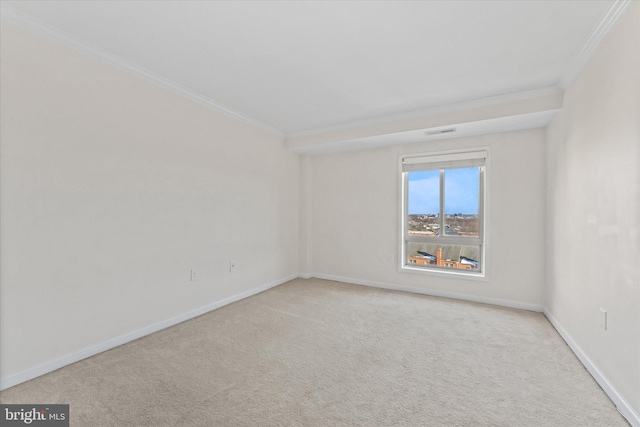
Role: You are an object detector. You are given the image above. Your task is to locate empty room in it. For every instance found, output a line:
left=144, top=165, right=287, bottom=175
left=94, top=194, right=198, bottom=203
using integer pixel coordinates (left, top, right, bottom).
left=0, top=1, right=638, bottom=426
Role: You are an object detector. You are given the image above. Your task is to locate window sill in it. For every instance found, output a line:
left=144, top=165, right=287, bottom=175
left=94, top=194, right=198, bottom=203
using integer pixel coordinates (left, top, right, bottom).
left=399, top=264, right=488, bottom=282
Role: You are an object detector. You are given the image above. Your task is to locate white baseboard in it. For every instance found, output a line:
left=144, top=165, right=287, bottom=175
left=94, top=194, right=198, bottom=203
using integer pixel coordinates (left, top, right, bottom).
left=3, top=273, right=636, bottom=427
left=311, top=273, right=637, bottom=425
left=0, top=274, right=297, bottom=391
left=310, top=273, right=544, bottom=312
left=543, top=309, right=639, bottom=427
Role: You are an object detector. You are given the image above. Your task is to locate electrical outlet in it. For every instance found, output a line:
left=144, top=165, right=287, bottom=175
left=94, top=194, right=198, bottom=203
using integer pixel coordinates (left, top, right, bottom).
left=599, top=308, right=607, bottom=330
left=229, top=261, right=236, bottom=272
left=190, top=269, right=198, bottom=281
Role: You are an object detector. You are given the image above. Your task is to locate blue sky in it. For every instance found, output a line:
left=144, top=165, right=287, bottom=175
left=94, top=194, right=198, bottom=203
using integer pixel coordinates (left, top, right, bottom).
left=408, top=168, right=479, bottom=215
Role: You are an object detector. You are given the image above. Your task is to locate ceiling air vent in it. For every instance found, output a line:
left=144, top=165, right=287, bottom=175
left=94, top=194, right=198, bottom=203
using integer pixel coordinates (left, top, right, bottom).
left=425, top=128, right=456, bottom=136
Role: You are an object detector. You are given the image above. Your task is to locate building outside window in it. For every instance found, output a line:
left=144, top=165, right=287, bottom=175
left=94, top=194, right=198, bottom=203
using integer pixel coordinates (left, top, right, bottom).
left=400, top=149, right=487, bottom=276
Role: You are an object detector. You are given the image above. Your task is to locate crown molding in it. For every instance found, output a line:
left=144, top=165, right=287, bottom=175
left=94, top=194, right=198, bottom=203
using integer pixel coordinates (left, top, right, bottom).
left=558, top=0, right=633, bottom=89
left=286, top=86, right=562, bottom=141
left=3, top=1, right=626, bottom=140
left=0, top=3, right=284, bottom=138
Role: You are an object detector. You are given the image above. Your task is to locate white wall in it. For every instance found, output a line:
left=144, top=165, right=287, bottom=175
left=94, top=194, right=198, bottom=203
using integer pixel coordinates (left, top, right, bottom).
left=298, top=154, right=314, bottom=276
left=309, top=128, right=546, bottom=308
left=2, top=3, right=637, bottom=417
left=545, top=1, right=640, bottom=418
left=0, top=22, right=300, bottom=380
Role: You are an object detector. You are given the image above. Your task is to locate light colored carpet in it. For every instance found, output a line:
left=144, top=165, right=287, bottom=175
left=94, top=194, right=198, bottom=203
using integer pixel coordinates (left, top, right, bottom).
left=0, top=278, right=628, bottom=426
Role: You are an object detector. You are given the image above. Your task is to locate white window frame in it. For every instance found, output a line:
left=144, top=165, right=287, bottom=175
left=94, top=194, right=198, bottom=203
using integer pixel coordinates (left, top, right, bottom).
left=398, top=148, right=489, bottom=279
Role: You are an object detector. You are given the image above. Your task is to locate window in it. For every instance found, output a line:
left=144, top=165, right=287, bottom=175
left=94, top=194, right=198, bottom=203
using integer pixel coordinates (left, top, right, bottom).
left=400, top=149, right=487, bottom=276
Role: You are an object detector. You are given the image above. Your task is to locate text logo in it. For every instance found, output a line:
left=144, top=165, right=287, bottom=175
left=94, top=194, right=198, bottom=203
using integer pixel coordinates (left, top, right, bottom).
left=1, top=405, right=69, bottom=426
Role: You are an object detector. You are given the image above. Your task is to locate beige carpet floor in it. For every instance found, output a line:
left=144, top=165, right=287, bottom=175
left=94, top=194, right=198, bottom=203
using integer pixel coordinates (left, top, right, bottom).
left=0, top=278, right=629, bottom=426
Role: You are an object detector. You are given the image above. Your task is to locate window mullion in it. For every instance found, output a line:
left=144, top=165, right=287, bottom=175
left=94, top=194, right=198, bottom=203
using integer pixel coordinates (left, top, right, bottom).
left=403, top=172, right=409, bottom=245
left=439, top=169, right=445, bottom=236
left=406, top=234, right=481, bottom=244
left=479, top=166, right=485, bottom=240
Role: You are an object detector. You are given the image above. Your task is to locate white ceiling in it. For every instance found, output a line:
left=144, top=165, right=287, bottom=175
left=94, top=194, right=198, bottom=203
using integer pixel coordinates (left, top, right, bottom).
left=1, top=1, right=615, bottom=135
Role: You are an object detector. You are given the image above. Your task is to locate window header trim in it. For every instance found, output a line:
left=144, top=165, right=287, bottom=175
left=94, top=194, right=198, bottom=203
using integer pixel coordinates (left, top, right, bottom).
left=402, top=150, right=487, bottom=172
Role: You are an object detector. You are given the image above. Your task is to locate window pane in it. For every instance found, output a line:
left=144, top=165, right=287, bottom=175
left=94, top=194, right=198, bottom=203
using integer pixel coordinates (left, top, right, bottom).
left=406, top=243, right=480, bottom=270
left=407, top=170, right=440, bottom=236
left=444, top=167, right=479, bottom=237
